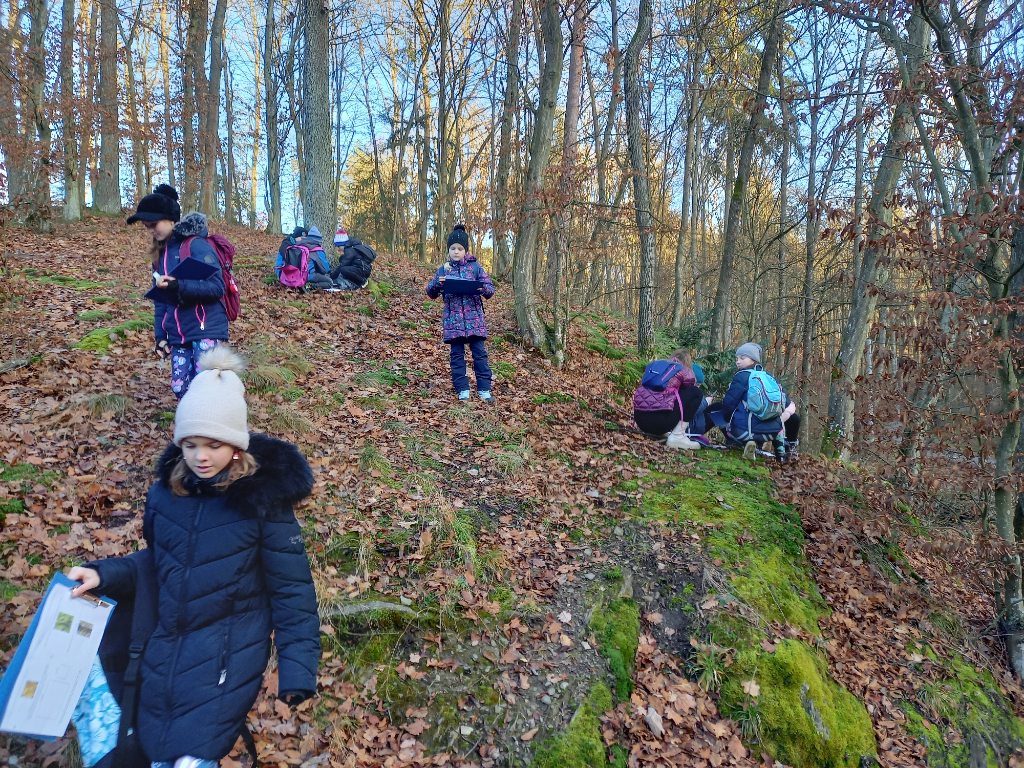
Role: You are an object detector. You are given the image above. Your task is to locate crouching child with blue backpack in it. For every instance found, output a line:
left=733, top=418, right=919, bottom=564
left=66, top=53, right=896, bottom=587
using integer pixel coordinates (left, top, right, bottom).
left=706, top=342, right=787, bottom=462
left=633, top=349, right=707, bottom=450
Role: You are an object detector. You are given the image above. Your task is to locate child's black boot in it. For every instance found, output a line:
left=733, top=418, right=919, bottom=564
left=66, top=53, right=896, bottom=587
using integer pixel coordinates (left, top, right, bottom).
left=774, top=437, right=787, bottom=464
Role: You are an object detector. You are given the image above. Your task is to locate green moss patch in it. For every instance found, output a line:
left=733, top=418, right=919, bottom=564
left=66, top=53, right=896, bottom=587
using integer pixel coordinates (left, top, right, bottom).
left=623, top=452, right=876, bottom=766
left=723, top=640, right=876, bottom=767
left=77, top=309, right=113, bottom=322
left=903, top=650, right=1024, bottom=764
left=30, top=273, right=105, bottom=290
left=634, top=454, right=822, bottom=633
left=75, top=318, right=153, bottom=352
left=535, top=683, right=613, bottom=768
left=590, top=598, right=640, bottom=701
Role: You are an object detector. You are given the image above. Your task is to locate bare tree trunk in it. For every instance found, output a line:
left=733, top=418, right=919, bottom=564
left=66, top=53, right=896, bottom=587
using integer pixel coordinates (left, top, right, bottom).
left=81, top=0, right=99, bottom=204
left=825, top=10, right=927, bottom=459
left=94, top=0, right=121, bottom=214
left=181, top=0, right=209, bottom=210
left=25, top=0, right=52, bottom=232
left=672, top=59, right=697, bottom=326
left=689, top=114, right=703, bottom=314
left=512, top=0, right=562, bottom=351
left=199, top=0, right=227, bottom=216
left=851, top=32, right=870, bottom=297
left=548, top=0, right=586, bottom=366
left=707, top=0, right=784, bottom=349
left=623, top=0, right=656, bottom=357
left=302, top=0, right=336, bottom=257
left=61, top=0, right=82, bottom=221
left=159, top=0, right=175, bottom=187
left=798, top=21, right=821, bottom=449
left=264, top=0, right=281, bottom=233
left=224, top=50, right=238, bottom=226
left=492, top=0, right=524, bottom=280
left=120, top=12, right=147, bottom=206
left=775, top=51, right=789, bottom=357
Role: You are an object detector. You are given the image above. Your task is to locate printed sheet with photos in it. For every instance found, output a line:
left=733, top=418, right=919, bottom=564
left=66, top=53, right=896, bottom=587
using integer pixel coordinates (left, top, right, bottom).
left=0, top=573, right=116, bottom=739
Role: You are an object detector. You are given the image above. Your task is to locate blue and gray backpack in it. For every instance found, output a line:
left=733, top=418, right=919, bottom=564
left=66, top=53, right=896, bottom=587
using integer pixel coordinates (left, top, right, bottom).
left=745, top=366, right=784, bottom=420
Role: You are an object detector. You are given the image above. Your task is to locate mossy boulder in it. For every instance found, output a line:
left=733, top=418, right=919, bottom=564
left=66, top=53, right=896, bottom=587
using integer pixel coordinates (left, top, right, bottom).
left=590, top=598, right=640, bottom=701
left=722, top=640, right=876, bottom=767
left=535, top=683, right=614, bottom=768
left=903, top=650, right=1024, bottom=765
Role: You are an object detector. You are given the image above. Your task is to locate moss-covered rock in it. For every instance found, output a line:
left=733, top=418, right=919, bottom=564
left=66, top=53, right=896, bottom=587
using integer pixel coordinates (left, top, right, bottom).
left=75, top=318, right=153, bottom=352
left=535, top=683, right=613, bottom=768
left=590, top=598, right=640, bottom=701
left=722, top=640, right=876, bottom=767
left=903, top=650, right=1024, bottom=766
left=622, top=452, right=877, bottom=767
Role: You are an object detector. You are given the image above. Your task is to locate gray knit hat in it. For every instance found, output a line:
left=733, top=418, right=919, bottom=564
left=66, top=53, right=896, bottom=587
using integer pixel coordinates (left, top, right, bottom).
left=173, top=346, right=250, bottom=450
left=736, top=342, right=763, bottom=364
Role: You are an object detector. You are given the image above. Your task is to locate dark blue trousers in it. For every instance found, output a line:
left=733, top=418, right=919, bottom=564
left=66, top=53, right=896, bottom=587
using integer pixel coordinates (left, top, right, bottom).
left=449, top=336, right=492, bottom=392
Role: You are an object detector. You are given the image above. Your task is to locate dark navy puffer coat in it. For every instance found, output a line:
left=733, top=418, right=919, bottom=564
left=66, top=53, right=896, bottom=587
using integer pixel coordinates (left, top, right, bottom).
left=153, top=212, right=230, bottom=345
left=92, top=434, right=320, bottom=762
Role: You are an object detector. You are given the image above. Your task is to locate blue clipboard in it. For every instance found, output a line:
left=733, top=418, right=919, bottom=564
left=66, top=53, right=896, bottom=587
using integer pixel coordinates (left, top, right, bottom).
left=144, top=257, right=219, bottom=303
left=0, top=573, right=116, bottom=740
left=441, top=278, right=485, bottom=296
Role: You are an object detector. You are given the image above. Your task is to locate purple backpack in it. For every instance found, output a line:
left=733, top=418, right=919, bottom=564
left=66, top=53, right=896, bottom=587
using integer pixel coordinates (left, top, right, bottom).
left=640, top=360, right=684, bottom=391
left=279, top=244, right=310, bottom=288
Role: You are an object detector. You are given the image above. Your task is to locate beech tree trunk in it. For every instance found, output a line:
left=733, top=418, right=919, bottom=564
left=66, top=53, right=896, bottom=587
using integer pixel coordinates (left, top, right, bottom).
left=512, top=0, right=562, bottom=351
left=825, top=10, right=927, bottom=458
left=199, top=0, right=227, bottom=216
left=94, top=0, right=122, bottom=214
left=492, top=0, right=524, bottom=280
left=623, top=0, right=656, bottom=357
left=302, top=0, right=336, bottom=258
left=60, top=0, right=82, bottom=221
left=264, top=0, right=281, bottom=233
left=707, top=0, right=784, bottom=349
left=27, top=0, right=52, bottom=232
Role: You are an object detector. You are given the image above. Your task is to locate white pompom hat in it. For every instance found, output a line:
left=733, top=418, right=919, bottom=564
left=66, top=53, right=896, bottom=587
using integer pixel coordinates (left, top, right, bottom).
left=173, top=346, right=250, bottom=450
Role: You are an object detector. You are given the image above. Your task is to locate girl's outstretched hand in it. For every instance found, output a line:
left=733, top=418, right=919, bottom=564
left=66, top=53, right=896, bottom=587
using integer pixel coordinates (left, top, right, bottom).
left=68, top=566, right=100, bottom=597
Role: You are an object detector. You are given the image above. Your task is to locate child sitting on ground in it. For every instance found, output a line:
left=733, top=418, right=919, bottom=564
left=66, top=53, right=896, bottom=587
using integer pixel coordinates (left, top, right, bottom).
left=302, top=226, right=334, bottom=290
left=633, top=349, right=705, bottom=449
left=425, top=224, right=497, bottom=402
left=706, top=342, right=786, bottom=461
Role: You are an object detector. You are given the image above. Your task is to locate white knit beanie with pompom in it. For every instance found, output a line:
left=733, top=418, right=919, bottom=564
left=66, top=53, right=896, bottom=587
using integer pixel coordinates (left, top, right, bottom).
left=173, top=346, right=250, bottom=450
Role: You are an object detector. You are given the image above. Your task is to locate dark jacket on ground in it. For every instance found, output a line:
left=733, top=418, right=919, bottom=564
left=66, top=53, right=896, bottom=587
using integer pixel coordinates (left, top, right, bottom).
left=331, top=238, right=376, bottom=286
left=91, top=434, right=320, bottom=762
left=153, top=213, right=229, bottom=345
left=721, top=368, right=783, bottom=439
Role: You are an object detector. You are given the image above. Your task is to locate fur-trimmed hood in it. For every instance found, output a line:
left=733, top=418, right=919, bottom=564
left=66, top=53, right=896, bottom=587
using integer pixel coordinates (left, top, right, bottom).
left=173, top=211, right=209, bottom=239
left=157, top=433, right=313, bottom=517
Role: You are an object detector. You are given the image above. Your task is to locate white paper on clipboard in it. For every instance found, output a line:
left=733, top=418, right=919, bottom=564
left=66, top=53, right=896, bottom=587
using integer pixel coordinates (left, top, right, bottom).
left=0, top=573, right=116, bottom=740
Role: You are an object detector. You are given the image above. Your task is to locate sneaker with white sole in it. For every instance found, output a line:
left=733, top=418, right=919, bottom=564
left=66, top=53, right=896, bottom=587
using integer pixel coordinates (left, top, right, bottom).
left=478, top=391, right=494, bottom=403
left=458, top=390, right=471, bottom=400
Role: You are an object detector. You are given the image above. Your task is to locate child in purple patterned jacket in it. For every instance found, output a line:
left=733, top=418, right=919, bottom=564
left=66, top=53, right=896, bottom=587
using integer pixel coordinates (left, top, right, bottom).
left=425, top=225, right=497, bottom=402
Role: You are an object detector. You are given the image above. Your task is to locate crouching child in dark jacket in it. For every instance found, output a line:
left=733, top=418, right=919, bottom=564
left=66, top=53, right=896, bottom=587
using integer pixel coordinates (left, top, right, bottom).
left=706, top=342, right=787, bottom=461
left=70, top=346, right=320, bottom=767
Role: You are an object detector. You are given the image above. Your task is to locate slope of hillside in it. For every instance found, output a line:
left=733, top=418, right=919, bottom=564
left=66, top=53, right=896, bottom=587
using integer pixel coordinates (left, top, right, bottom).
left=0, top=217, right=1021, bottom=768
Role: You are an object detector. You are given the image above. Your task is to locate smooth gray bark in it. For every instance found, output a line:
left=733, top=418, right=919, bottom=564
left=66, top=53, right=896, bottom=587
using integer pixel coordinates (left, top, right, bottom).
left=707, top=0, right=784, bottom=349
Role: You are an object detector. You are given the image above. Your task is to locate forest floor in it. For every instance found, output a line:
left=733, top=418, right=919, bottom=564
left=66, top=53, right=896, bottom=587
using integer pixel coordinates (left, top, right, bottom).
left=2, top=216, right=1024, bottom=768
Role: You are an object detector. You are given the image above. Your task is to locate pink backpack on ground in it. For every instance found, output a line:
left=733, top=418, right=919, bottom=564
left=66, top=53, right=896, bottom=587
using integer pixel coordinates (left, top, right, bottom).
left=279, top=244, right=310, bottom=288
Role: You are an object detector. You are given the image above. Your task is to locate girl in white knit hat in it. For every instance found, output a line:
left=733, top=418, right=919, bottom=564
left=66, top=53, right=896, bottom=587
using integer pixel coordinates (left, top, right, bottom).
left=69, top=347, right=319, bottom=768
